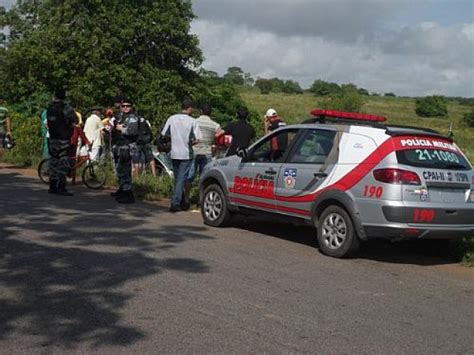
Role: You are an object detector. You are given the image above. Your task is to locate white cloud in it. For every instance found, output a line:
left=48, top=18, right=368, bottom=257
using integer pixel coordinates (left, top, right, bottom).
left=192, top=19, right=474, bottom=97
left=191, top=0, right=474, bottom=97
left=193, top=0, right=409, bottom=42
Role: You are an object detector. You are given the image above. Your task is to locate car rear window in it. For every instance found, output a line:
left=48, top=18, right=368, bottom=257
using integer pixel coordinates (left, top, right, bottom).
left=396, top=148, right=471, bottom=170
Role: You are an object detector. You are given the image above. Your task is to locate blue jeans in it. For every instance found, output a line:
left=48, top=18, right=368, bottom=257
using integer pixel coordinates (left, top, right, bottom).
left=187, top=154, right=212, bottom=182
left=171, top=159, right=193, bottom=208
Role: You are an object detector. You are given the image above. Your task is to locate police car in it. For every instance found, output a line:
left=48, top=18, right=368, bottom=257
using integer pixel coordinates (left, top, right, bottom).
left=199, top=109, right=474, bottom=258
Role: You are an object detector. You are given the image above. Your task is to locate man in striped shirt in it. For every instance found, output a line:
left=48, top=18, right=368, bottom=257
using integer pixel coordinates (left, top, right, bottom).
left=184, top=103, right=221, bottom=208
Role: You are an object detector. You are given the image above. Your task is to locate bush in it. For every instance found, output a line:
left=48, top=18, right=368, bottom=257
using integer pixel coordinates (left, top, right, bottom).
left=317, top=90, right=366, bottom=112
left=462, top=109, right=474, bottom=127
left=134, top=174, right=174, bottom=201
left=254, top=78, right=272, bottom=95
left=3, top=111, right=43, bottom=166
left=463, top=238, right=474, bottom=266
left=415, top=95, right=448, bottom=117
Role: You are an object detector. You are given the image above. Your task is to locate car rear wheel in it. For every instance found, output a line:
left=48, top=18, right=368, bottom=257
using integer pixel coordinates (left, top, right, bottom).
left=317, top=205, right=360, bottom=258
left=201, top=184, right=231, bottom=227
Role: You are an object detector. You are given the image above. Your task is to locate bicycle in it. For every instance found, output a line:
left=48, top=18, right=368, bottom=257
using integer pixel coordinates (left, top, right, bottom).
left=38, top=150, right=107, bottom=189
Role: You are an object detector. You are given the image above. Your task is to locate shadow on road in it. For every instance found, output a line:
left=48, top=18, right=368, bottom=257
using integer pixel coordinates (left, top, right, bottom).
left=232, top=215, right=462, bottom=266
left=0, top=172, right=211, bottom=349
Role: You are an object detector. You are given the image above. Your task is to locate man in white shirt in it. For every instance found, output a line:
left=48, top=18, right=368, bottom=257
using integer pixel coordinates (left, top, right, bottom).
left=161, top=98, right=202, bottom=212
left=83, top=107, right=104, bottom=161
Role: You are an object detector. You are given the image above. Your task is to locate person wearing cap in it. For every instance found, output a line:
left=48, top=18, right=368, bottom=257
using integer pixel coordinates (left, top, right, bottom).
left=264, top=108, right=286, bottom=135
left=46, top=90, right=78, bottom=196
left=83, top=106, right=104, bottom=161
left=110, top=98, right=140, bottom=203
left=0, top=97, right=13, bottom=149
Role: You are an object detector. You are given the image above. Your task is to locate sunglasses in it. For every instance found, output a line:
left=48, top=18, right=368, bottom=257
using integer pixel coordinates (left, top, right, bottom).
left=121, top=104, right=132, bottom=108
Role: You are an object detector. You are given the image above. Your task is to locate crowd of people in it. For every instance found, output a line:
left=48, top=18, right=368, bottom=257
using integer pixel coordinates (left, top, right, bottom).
left=2, top=91, right=285, bottom=211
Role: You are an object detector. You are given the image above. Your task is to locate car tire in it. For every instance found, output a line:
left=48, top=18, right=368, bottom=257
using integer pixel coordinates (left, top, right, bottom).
left=316, top=205, right=360, bottom=258
left=201, top=184, right=232, bottom=227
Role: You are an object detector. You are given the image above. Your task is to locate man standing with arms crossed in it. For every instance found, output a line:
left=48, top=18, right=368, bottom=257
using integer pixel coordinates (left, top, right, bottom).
left=112, top=98, right=140, bottom=204
left=162, top=98, right=202, bottom=212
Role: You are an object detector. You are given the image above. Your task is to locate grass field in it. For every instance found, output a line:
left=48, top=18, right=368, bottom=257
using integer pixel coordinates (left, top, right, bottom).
left=240, top=90, right=474, bottom=162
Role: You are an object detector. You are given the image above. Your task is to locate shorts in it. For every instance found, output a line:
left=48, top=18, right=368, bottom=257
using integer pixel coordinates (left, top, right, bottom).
left=132, top=144, right=153, bottom=164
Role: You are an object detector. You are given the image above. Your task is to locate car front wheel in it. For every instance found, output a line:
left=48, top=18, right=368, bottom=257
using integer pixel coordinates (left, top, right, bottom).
left=317, top=205, right=360, bottom=258
left=201, top=184, right=232, bottom=227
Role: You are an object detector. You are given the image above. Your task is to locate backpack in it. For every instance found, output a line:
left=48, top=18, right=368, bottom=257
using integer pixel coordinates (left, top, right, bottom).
left=137, top=117, right=153, bottom=145
left=156, top=126, right=171, bottom=153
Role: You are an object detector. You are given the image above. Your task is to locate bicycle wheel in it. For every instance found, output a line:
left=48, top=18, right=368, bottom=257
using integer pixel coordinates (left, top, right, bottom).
left=82, top=161, right=106, bottom=189
left=38, top=159, right=50, bottom=184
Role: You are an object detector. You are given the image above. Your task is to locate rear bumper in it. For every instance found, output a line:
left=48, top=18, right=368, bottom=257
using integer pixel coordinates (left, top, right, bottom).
left=382, top=206, right=474, bottom=224
left=364, top=225, right=474, bottom=240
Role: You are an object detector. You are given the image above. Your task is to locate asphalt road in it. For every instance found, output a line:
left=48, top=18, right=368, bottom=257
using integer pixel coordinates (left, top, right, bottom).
left=0, top=165, right=473, bottom=354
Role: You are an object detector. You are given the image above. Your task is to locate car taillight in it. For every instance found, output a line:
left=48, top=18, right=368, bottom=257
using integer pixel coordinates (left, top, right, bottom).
left=373, top=168, right=421, bottom=185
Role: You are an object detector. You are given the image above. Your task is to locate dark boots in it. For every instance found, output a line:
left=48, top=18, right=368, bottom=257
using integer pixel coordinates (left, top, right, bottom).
left=48, top=179, right=58, bottom=194
left=115, top=190, right=135, bottom=204
left=49, top=180, right=73, bottom=196
left=110, top=188, right=124, bottom=197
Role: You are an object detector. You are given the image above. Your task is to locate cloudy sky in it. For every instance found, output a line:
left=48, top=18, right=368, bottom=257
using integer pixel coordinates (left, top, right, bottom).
left=1, top=0, right=473, bottom=97
left=192, top=0, right=474, bottom=97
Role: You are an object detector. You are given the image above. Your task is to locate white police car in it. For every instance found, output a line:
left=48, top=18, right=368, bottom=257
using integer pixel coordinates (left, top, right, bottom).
left=199, top=109, right=474, bottom=258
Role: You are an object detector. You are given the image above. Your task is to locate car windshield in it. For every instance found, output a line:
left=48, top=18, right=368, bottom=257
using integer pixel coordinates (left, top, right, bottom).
left=396, top=148, right=471, bottom=170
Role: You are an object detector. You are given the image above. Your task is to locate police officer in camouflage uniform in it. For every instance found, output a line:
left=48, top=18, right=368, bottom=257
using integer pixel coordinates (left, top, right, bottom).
left=46, top=90, right=77, bottom=196
left=110, top=98, right=140, bottom=203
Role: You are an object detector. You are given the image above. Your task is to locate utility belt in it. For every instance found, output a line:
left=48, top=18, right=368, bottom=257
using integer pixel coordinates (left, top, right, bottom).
left=112, top=142, right=139, bottom=163
left=112, top=135, right=138, bottom=146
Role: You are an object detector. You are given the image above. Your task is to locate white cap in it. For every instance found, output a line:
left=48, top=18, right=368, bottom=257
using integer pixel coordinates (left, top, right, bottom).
left=265, top=108, right=277, bottom=118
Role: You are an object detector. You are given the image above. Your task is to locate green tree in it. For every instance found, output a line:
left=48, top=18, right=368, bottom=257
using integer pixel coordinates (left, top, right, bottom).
left=243, top=72, right=254, bottom=86
left=340, top=83, right=358, bottom=94
left=358, top=88, right=369, bottom=96
left=198, top=68, right=223, bottom=86
left=309, top=79, right=341, bottom=96
left=282, top=80, right=303, bottom=94
left=268, top=78, right=285, bottom=92
left=255, top=78, right=272, bottom=94
left=415, top=95, right=448, bottom=117
left=0, top=0, right=202, bottom=125
left=223, top=66, right=245, bottom=86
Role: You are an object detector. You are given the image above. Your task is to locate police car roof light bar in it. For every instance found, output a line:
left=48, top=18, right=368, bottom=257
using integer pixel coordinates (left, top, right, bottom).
left=310, top=109, right=387, bottom=123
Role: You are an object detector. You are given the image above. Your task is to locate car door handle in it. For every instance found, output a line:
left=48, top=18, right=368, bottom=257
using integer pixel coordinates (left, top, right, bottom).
left=265, top=169, right=277, bottom=175
left=313, top=172, right=328, bottom=178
